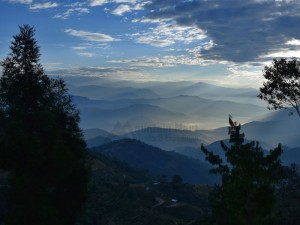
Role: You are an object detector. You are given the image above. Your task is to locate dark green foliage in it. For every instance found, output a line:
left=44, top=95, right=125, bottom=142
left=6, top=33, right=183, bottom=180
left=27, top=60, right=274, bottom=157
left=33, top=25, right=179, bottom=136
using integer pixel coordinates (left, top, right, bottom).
left=0, top=25, right=89, bottom=225
left=77, top=152, right=211, bottom=225
left=201, top=116, right=283, bottom=225
left=258, top=58, right=300, bottom=116
left=273, top=164, right=300, bottom=225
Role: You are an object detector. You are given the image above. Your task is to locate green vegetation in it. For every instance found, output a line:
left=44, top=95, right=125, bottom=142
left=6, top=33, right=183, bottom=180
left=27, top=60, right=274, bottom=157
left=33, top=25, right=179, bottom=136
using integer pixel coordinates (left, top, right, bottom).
left=0, top=25, right=89, bottom=225
left=77, top=152, right=211, bottom=225
left=258, top=58, right=300, bottom=116
left=201, top=117, right=283, bottom=225
left=271, top=164, right=300, bottom=225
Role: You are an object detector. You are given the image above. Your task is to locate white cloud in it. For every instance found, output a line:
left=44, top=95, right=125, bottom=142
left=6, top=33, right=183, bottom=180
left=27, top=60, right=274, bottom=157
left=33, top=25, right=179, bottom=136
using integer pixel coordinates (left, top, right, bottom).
left=54, top=7, right=89, bottom=19
left=29, top=2, right=59, bottom=10
left=286, top=38, right=300, bottom=46
left=114, top=0, right=137, bottom=3
left=77, top=52, right=97, bottom=57
left=70, top=43, right=110, bottom=57
left=65, top=29, right=120, bottom=42
left=261, top=49, right=300, bottom=58
left=48, top=66, right=147, bottom=80
left=89, top=0, right=107, bottom=6
left=112, top=3, right=143, bottom=16
left=72, top=42, right=109, bottom=49
left=132, top=22, right=206, bottom=47
left=112, top=4, right=131, bottom=16
left=6, top=0, right=32, bottom=4
left=132, top=17, right=171, bottom=24
left=110, top=54, right=210, bottom=68
left=109, top=43, right=224, bottom=68
left=202, top=40, right=216, bottom=51
left=72, top=46, right=89, bottom=51
left=65, top=2, right=86, bottom=7
left=110, top=57, right=175, bottom=67
left=135, top=37, right=174, bottom=47
left=89, top=0, right=137, bottom=6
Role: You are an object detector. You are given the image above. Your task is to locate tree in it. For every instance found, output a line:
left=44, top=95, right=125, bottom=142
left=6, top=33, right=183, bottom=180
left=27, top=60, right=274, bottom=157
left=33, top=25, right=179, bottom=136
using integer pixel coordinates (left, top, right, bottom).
left=201, top=116, right=283, bottom=225
left=273, top=164, right=300, bottom=225
left=258, top=58, right=300, bottom=116
left=0, top=25, right=89, bottom=225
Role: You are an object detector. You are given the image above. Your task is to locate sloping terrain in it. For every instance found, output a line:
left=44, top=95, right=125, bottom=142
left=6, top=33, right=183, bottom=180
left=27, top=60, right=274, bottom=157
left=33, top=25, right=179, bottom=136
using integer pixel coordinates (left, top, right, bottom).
left=92, top=139, right=218, bottom=184
left=76, top=151, right=211, bottom=225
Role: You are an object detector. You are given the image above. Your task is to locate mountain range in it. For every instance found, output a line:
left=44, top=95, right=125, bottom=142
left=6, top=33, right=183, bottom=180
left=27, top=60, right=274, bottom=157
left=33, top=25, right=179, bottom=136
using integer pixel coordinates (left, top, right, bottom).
left=63, top=76, right=300, bottom=165
left=70, top=83, right=268, bottom=131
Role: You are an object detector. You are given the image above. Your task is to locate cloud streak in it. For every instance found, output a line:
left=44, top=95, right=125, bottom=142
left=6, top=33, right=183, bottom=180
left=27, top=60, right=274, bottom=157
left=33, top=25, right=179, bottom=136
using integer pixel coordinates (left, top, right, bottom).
left=89, top=0, right=107, bottom=6
left=109, top=52, right=215, bottom=68
left=65, top=29, right=120, bottom=42
left=29, top=2, right=59, bottom=10
left=6, top=0, right=31, bottom=4
left=89, top=0, right=138, bottom=7
left=47, top=66, right=146, bottom=80
left=112, top=3, right=143, bottom=16
left=54, top=7, right=89, bottom=19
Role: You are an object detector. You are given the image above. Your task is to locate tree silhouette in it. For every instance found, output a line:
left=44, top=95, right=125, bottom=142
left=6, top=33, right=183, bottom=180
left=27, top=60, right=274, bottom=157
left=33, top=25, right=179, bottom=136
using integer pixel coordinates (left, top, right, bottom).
left=201, top=116, right=283, bottom=225
left=0, top=25, right=89, bottom=225
left=258, top=58, right=300, bottom=116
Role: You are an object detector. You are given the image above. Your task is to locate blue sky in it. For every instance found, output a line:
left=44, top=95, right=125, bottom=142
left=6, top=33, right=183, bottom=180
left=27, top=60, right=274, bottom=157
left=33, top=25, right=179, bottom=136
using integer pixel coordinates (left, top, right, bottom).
left=1, top=0, right=300, bottom=88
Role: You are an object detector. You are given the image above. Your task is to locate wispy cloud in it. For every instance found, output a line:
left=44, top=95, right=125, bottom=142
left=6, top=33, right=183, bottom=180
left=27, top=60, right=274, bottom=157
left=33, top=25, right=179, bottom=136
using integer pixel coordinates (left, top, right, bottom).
left=70, top=42, right=110, bottom=57
left=112, top=3, right=143, bottom=16
left=89, top=0, right=107, bottom=6
left=47, top=66, right=146, bottom=80
left=6, top=0, right=32, bottom=4
left=89, top=0, right=138, bottom=7
left=29, top=2, right=59, bottom=10
left=131, top=22, right=206, bottom=47
left=54, top=7, right=89, bottom=19
left=65, top=29, right=120, bottom=42
left=114, top=0, right=137, bottom=3
left=109, top=54, right=212, bottom=68
left=77, top=52, right=97, bottom=57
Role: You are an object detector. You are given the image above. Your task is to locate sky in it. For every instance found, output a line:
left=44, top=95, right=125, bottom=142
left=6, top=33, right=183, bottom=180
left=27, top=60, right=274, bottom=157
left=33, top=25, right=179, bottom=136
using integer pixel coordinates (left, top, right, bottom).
left=1, top=0, right=300, bottom=88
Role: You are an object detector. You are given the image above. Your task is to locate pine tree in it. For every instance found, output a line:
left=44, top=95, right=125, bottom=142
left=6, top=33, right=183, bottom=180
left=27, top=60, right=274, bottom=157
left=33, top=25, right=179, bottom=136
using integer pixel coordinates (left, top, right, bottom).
left=0, top=25, right=89, bottom=225
left=201, top=116, right=283, bottom=225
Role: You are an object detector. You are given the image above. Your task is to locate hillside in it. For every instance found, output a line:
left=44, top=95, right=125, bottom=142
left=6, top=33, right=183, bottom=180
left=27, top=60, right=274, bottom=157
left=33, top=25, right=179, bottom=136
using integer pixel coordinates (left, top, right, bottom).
left=76, top=151, right=211, bottom=225
left=92, top=139, right=218, bottom=184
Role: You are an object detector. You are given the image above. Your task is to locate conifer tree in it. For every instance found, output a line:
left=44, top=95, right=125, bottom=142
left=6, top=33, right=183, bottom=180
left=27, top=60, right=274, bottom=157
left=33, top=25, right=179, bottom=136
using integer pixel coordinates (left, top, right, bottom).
left=0, top=25, right=89, bottom=225
left=201, top=116, right=283, bottom=225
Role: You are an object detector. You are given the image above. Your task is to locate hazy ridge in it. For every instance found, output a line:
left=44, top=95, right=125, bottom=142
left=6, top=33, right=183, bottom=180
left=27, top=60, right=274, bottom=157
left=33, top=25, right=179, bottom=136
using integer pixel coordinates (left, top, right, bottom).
left=69, top=76, right=300, bottom=178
